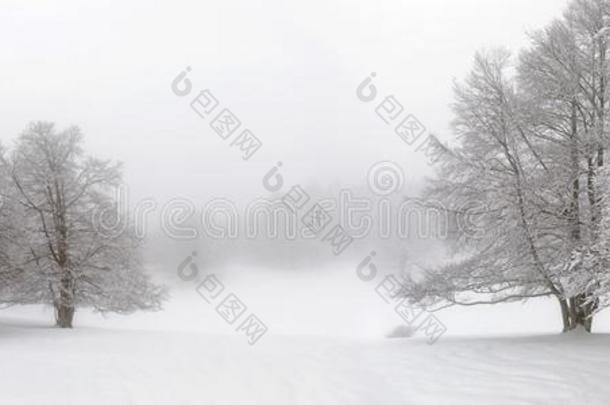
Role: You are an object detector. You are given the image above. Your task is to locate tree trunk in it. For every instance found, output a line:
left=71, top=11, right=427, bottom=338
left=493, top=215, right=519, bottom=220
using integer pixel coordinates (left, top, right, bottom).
left=55, top=301, right=74, bottom=328
left=558, top=297, right=571, bottom=333
left=568, top=297, right=579, bottom=331
left=54, top=182, right=74, bottom=329
left=564, top=295, right=594, bottom=332
left=583, top=299, right=596, bottom=333
left=584, top=313, right=593, bottom=333
left=55, top=274, right=74, bottom=328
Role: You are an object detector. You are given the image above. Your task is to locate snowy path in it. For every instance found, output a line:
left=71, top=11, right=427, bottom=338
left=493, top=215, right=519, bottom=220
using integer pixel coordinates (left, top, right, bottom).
left=1, top=319, right=610, bottom=404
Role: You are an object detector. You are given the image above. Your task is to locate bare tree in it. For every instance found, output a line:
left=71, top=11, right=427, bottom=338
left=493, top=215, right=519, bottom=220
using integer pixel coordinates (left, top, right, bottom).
left=402, top=0, right=610, bottom=334
left=403, top=50, right=565, bottom=324
left=1, top=122, right=165, bottom=328
left=0, top=142, right=29, bottom=302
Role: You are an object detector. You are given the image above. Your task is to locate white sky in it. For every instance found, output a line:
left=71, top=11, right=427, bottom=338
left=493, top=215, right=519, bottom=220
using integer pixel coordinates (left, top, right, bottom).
left=0, top=0, right=569, bottom=205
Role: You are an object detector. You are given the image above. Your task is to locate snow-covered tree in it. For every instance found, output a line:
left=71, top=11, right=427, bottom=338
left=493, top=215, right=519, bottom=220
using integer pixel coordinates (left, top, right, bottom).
left=0, top=142, right=29, bottom=300
left=401, top=0, right=610, bottom=333
left=1, top=122, right=165, bottom=327
left=402, top=49, right=567, bottom=324
left=517, top=14, right=597, bottom=331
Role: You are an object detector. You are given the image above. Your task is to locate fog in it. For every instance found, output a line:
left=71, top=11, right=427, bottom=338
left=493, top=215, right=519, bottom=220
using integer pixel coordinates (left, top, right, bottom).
left=0, top=0, right=568, bottom=273
left=9, top=2, right=610, bottom=404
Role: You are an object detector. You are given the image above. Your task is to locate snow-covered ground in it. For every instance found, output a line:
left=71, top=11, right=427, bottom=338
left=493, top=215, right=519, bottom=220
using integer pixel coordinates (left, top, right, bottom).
left=2, top=318, right=610, bottom=404
left=2, top=265, right=610, bottom=404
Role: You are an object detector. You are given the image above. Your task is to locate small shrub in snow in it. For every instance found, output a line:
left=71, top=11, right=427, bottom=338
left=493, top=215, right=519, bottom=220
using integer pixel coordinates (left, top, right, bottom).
left=386, top=325, right=416, bottom=339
